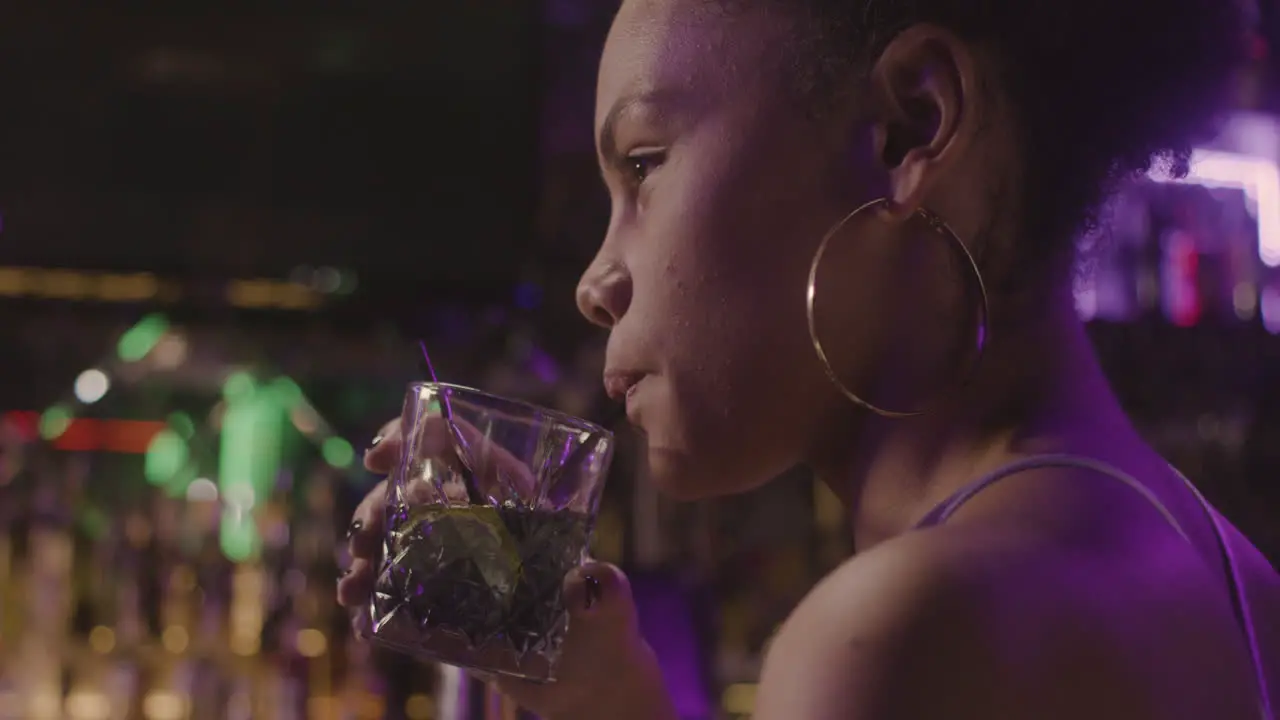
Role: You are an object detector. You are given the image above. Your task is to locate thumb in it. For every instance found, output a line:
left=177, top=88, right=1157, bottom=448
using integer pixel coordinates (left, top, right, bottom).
left=563, top=561, right=636, bottom=632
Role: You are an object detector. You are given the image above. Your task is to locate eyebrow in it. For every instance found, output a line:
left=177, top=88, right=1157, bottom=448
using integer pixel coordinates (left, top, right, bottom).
left=596, top=89, right=681, bottom=162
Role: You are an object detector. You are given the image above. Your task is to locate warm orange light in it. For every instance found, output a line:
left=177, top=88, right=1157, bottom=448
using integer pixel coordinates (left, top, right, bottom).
left=0, top=266, right=331, bottom=309
left=2, top=411, right=166, bottom=454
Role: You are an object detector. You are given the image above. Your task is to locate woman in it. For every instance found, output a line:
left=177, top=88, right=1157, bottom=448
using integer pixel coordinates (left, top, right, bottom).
left=340, top=0, right=1280, bottom=717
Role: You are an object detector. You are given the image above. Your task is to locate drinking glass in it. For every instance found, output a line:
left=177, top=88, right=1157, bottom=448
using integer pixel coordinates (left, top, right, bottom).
left=363, top=382, right=614, bottom=682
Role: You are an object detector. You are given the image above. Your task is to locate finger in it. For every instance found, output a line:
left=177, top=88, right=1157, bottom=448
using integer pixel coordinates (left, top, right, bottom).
left=336, top=556, right=377, bottom=607
left=419, top=416, right=538, bottom=497
left=367, top=416, right=471, bottom=484
left=563, top=561, right=635, bottom=629
left=347, top=479, right=388, bottom=558
left=364, top=418, right=403, bottom=473
left=486, top=564, right=636, bottom=714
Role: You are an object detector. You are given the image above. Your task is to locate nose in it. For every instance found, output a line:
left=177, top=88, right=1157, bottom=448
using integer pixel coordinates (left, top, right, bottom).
left=575, top=257, right=632, bottom=329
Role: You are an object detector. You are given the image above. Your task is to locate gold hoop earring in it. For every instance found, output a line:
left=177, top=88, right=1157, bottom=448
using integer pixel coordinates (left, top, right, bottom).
left=805, top=198, right=990, bottom=418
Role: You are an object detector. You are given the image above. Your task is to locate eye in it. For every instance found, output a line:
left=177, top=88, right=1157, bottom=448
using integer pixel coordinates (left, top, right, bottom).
left=623, top=150, right=667, bottom=186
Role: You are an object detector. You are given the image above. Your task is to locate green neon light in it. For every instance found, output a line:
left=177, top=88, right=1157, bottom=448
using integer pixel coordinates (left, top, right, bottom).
left=144, top=429, right=189, bottom=485
left=219, top=511, right=259, bottom=562
left=168, top=412, right=196, bottom=439
left=39, top=406, right=73, bottom=440
left=222, top=372, right=256, bottom=401
left=272, top=377, right=303, bottom=407
left=117, top=314, right=169, bottom=362
left=218, top=378, right=289, bottom=562
left=322, top=437, right=355, bottom=468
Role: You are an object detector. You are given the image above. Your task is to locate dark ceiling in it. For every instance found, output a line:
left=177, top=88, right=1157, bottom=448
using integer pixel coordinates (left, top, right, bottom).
left=4, top=0, right=1272, bottom=291
left=0, top=2, right=542, bottom=298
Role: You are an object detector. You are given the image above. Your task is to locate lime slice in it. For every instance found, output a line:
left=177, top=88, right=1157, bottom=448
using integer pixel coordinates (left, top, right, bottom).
left=424, top=506, right=523, bottom=597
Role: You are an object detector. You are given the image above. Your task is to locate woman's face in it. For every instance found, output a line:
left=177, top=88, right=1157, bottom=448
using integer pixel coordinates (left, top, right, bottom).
left=579, top=0, right=977, bottom=499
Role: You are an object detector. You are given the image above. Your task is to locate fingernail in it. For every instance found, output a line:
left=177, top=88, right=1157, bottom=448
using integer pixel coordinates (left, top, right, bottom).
left=583, top=574, right=602, bottom=610
left=346, top=519, right=364, bottom=540
left=368, top=435, right=384, bottom=451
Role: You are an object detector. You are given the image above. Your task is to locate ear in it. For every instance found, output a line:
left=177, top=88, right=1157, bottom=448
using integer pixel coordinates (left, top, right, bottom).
left=865, top=25, right=983, bottom=221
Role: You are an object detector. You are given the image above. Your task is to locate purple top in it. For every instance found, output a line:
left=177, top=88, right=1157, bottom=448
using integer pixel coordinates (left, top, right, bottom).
left=914, top=454, right=1272, bottom=720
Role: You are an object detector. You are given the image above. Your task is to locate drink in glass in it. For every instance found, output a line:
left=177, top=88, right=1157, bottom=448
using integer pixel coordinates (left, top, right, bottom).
left=363, top=383, right=613, bottom=682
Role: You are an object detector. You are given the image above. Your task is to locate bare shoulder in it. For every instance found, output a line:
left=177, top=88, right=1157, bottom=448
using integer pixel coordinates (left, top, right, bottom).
left=754, top=526, right=1035, bottom=720
left=754, top=523, right=1259, bottom=720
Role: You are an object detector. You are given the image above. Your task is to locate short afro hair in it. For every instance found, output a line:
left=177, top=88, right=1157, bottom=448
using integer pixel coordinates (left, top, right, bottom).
left=765, top=0, right=1250, bottom=264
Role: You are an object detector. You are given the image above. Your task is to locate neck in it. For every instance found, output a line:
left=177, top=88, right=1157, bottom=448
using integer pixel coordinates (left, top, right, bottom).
left=813, top=294, right=1138, bottom=552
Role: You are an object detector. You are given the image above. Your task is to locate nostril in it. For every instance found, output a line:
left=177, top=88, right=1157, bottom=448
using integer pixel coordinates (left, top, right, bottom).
left=576, top=262, right=632, bottom=328
left=588, top=303, right=615, bottom=328
left=577, top=283, right=616, bottom=329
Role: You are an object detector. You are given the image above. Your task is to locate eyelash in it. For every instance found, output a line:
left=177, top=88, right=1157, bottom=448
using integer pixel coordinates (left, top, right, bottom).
left=623, top=150, right=666, bottom=186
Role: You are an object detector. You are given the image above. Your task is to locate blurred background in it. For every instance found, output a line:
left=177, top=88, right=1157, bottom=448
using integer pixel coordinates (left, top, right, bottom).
left=0, top=2, right=1278, bottom=718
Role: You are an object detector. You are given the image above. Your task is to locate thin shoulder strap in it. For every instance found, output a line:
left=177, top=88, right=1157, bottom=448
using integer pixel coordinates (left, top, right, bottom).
left=917, top=454, right=1271, bottom=720
left=915, top=453, right=1188, bottom=541
left=1173, top=470, right=1274, bottom=720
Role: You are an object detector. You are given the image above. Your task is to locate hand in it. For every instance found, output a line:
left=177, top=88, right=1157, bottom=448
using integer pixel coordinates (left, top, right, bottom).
left=337, top=418, right=678, bottom=720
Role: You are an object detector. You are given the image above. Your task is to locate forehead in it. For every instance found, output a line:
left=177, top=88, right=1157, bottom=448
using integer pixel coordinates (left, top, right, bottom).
left=596, top=0, right=792, bottom=130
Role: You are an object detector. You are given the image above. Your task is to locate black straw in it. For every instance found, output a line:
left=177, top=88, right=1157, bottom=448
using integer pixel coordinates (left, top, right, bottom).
left=418, top=340, right=627, bottom=507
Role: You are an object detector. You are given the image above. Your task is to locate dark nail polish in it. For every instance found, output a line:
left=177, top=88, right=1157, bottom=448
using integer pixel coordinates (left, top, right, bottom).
left=583, top=574, right=602, bottom=610
left=346, top=519, right=364, bottom=540
left=368, top=435, right=384, bottom=450
left=339, top=567, right=351, bottom=580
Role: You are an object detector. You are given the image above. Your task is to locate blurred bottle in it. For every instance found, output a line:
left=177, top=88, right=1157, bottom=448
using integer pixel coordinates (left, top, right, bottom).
left=187, top=656, right=230, bottom=720
left=109, top=511, right=152, bottom=720
left=20, top=467, right=74, bottom=719
left=152, top=562, right=199, bottom=720
left=296, top=473, right=341, bottom=719
left=435, top=665, right=534, bottom=720
left=227, top=560, right=270, bottom=715
left=266, top=570, right=308, bottom=720
left=0, top=421, right=21, bottom=670
left=337, top=633, right=386, bottom=720
left=0, top=412, right=22, bottom=487
left=1084, top=186, right=1153, bottom=323
left=1162, top=227, right=1203, bottom=327
left=116, top=511, right=150, bottom=650
left=1239, top=26, right=1270, bottom=112
left=225, top=672, right=256, bottom=720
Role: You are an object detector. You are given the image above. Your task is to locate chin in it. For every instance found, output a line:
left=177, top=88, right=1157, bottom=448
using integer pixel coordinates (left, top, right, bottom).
left=644, top=446, right=770, bottom=501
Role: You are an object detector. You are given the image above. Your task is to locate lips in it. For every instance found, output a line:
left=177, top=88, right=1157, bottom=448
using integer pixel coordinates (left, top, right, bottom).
left=602, top=370, right=646, bottom=403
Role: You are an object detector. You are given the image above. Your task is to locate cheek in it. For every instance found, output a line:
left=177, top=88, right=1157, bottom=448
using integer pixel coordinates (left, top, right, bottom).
left=638, top=201, right=809, bottom=393
left=614, top=126, right=853, bottom=489
left=633, top=153, right=829, bottom=361
left=629, top=210, right=834, bottom=488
